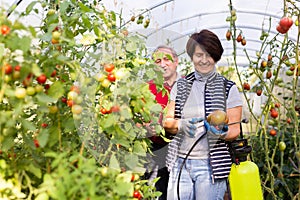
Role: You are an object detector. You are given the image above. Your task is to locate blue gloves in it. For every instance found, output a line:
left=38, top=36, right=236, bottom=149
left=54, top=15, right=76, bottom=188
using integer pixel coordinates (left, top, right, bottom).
left=178, top=118, right=228, bottom=138
left=204, top=120, right=228, bottom=136
left=178, top=118, right=204, bottom=137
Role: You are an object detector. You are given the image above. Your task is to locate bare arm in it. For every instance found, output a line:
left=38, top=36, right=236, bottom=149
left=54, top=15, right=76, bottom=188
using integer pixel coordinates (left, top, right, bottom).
left=162, top=101, right=179, bottom=134
left=224, top=106, right=243, bottom=141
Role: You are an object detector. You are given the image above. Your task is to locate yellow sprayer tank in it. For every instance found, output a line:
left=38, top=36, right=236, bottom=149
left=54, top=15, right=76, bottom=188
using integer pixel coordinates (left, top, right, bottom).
left=229, top=160, right=263, bottom=200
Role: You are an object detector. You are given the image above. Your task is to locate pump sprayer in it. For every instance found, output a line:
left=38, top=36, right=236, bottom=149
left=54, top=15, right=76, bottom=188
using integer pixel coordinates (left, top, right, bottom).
left=227, top=129, right=263, bottom=200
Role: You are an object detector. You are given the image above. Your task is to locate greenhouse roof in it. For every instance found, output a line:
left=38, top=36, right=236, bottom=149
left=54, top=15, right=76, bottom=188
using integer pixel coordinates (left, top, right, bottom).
left=2, top=0, right=299, bottom=66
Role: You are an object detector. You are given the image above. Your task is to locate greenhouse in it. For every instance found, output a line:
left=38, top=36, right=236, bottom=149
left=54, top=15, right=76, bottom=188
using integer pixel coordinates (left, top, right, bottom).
left=0, top=0, right=299, bottom=199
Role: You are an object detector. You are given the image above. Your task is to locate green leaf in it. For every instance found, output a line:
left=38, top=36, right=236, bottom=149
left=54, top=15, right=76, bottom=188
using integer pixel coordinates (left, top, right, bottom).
left=47, top=81, right=65, bottom=100
left=125, top=154, right=139, bottom=169
left=20, top=118, right=36, bottom=131
left=82, top=14, right=91, bottom=29
left=6, top=36, right=31, bottom=52
left=133, top=141, right=146, bottom=156
left=19, top=36, right=32, bottom=52
left=1, top=136, right=14, bottom=151
left=26, top=163, right=42, bottom=178
left=25, top=1, right=38, bottom=15
left=150, top=104, right=163, bottom=112
left=32, top=63, right=41, bottom=76
left=28, top=26, right=37, bottom=38
left=78, top=2, right=92, bottom=12
left=114, top=182, right=133, bottom=196
left=109, top=154, right=120, bottom=171
left=36, top=93, right=56, bottom=104
left=59, top=1, right=70, bottom=14
left=37, top=129, right=49, bottom=148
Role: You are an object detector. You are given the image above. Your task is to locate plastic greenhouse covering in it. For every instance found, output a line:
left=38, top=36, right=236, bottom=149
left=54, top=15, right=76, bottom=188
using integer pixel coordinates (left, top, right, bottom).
left=0, top=1, right=300, bottom=200
left=1, top=0, right=300, bottom=66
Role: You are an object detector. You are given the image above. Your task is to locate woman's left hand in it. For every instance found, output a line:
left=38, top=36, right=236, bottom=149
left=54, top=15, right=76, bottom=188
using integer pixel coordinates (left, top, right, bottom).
left=204, top=121, right=228, bottom=136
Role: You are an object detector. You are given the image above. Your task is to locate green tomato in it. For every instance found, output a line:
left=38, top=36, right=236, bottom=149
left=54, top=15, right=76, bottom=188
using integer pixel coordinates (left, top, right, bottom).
left=286, top=70, right=294, bottom=76
left=67, top=91, right=78, bottom=100
left=26, top=86, right=36, bottom=96
left=49, top=105, right=58, bottom=114
left=71, top=105, right=83, bottom=114
left=52, top=31, right=61, bottom=40
left=101, top=79, right=110, bottom=88
left=100, top=167, right=108, bottom=177
left=35, top=85, right=44, bottom=93
left=279, top=141, right=286, bottom=151
left=15, top=88, right=27, bottom=99
left=47, top=9, right=56, bottom=16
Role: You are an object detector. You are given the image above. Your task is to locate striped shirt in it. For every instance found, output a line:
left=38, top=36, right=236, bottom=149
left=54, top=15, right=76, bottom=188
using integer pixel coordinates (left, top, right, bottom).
left=166, top=71, right=242, bottom=181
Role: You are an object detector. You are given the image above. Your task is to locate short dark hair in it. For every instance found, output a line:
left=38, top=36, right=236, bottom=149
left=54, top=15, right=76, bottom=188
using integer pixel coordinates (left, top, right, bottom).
left=186, top=29, right=223, bottom=62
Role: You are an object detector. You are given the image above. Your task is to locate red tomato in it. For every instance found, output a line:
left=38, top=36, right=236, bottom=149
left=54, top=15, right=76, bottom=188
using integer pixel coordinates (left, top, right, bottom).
left=243, top=82, right=250, bottom=90
left=36, top=74, right=47, bottom=84
left=61, top=97, right=67, bottom=104
left=107, top=73, right=116, bottom=82
left=41, top=123, right=48, bottom=128
left=0, top=25, right=10, bottom=35
left=34, top=139, right=40, bottom=148
left=279, top=17, right=293, bottom=30
left=4, top=64, right=13, bottom=74
left=270, top=110, right=278, bottom=118
left=241, top=38, right=246, bottom=46
left=67, top=100, right=74, bottom=107
left=269, top=129, right=277, bottom=136
left=100, top=107, right=109, bottom=114
left=133, top=190, right=142, bottom=199
left=44, top=84, right=50, bottom=90
left=266, top=70, right=272, bottom=79
left=226, top=30, right=231, bottom=40
left=51, top=70, right=57, bottom=77
left=14, top=65, right=21, bottom=71
left=236, top=34, right=242, bottom=42
left=276, top=25, right=287, bottom=34
left=104, top=63, right=115, bottom=72
left=256, top=89, right=262, bottom=96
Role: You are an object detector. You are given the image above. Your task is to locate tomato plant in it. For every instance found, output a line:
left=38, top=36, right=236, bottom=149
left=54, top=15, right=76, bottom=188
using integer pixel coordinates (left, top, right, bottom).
left=0, top=1, right=162, bottom=199
left=225, top=2, right=299, bottom=199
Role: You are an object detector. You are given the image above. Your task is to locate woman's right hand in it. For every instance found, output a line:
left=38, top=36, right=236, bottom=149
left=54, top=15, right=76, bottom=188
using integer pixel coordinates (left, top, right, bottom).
left=178, top=118, right=204, bottom=137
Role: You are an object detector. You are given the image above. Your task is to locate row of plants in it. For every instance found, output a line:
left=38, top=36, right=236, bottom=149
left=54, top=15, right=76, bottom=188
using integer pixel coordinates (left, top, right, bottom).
left=224, top=0, right=299, bottom=199
left=0, top=0, right=165, bottom=199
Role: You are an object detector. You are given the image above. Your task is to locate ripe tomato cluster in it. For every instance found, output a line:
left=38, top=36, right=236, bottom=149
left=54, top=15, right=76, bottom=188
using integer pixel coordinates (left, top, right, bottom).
left=276, top=16, right=293, bottom=34
left=236, top=33, right=247, bottom=46
left=66, top=85, right=83, bottom=114
left=95, top=63, right=118, bottom=88
left=1, top=63, right=53, bottom=98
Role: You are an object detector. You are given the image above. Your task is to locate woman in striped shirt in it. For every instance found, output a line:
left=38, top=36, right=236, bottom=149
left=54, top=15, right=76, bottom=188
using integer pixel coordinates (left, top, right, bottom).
left=163, top=29, right=243, bottom=200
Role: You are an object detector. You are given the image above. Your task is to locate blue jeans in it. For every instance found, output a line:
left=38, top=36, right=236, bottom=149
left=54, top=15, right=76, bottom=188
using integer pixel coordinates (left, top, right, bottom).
left=167, top=157, right=227, bottom=200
